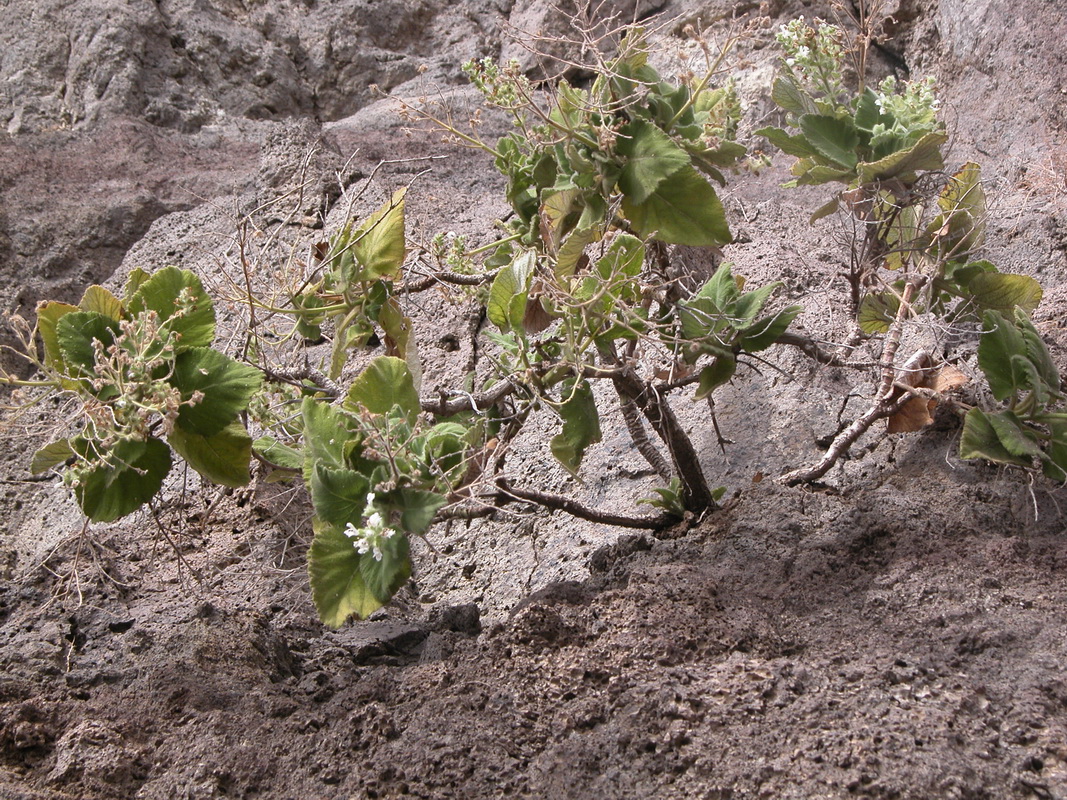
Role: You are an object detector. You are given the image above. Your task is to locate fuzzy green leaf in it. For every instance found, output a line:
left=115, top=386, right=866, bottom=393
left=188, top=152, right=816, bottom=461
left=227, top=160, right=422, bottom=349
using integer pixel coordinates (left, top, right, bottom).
left=771, top=76, right=816, bottom=116
left=253, top=437, right=304, bottom=471
left=621, top=165, right=731, bottom=246
left=345, top=356, right=421, bottom=425
left=754, top=126, right=821, bottom=159
left=353, top=187, right=408, bottom=281
left=359, top=532, right=412, bottom=607
left=798, top=114, right=859, bottom=169
left=694, top=356, right=736, bottom=400
left=856, top=131, right=947, bottom=183
left=392, top=488, right=447, bottom=535
left=302, top=398, right=358, bottom=483
left=487, top=251, right=535, bottom=332
left=74, top=437, right=172, bottom=523
left=127, top=267, right=215, bottom=350
left=858, top=292, right=900, bottom=335
left=308, top=519, right=389, bottom=627
left=550, top=378, right=602, bottom=475
left=36, top=301, right=79, bottom=372
left=310, top=465, right=371, bottom=528
left=978, top=310, right=1028, bottom=402
left=168, top=420, right=254, bottom=488
left=171, top=348, right=263, bottom=437
left=78, top=285, right=124, bottom=321
left=616, top=119, right=692, bottom=204
left=967, top=273, right=1043, bottom=314
left=56, top=311, right=120, bottom=380
left=959, top=408, right=1033, bottom=468
left=31, top=439, right=75, bottom=474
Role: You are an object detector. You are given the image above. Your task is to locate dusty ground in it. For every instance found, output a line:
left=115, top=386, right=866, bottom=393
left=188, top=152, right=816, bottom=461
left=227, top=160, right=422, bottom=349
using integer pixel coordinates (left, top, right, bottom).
left=2, top=0, right=1067, bottom=798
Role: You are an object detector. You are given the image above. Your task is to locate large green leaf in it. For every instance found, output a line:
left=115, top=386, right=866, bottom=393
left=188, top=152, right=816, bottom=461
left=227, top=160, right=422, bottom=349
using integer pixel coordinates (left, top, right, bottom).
left=359, top=532, right=412, bottom=606
left=621, top=165, right=731, bottom=246
left=308, top=519, right=388, bottom=627
left=36, top=301, right=79, bottom=372
left=78, top=285, right=124, bottom=321
left=856, top=131, right=947, bottom=183
left=352, top=188, right=408, bottom=281
left=959, top=408, right=1032, bottom=468
left=487, top=251, right=535, bottom=332
left=550, top=377, right=602, bottom=475
left=74, top=437, right=172, bottom=522
left=1016, top=309, right=1060, bottom=393
left=127, top=267, right=215, bottom=350
left=310, top=464, right=371, bottom=528
left=56, top=311, right=120, bottom=380
left=171, top=348, right=263, bottom=437
left=30, top=439, right=75, bottom=475
left=967, top=273, right=1043, bottom=314
left=616, top=119, right=691, bottom=204
left=798, top=114, right=859, bottom=169
left=302, top=398, right=358, bottom=483
left=694, top=356, right=736, bottom=400
left=168, top=420, right=254, bottom=488
left=754, top=126, right=821, bottom=159
left=978, top=310, right=1028, bottom=401
left=770, top=76, right=816, bottom=116
left=935, top=161, right=986, bottom=256
left=1044, top=421, right=1067, bottom=482
left=858, top=291, right=900, bottom=335
left=391, top=488, right=447, bottom=535
left=345, top=356, right=421, bottom=424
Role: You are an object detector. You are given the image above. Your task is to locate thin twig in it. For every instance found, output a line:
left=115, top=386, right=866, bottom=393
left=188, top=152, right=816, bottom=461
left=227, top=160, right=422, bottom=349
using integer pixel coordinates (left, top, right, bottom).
left=496, top=478, right=676, bottom=530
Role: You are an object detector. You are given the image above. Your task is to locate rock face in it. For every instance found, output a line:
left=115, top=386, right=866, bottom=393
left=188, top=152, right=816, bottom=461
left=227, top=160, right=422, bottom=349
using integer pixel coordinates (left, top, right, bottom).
left=3, top=0, right=1067, bottom=798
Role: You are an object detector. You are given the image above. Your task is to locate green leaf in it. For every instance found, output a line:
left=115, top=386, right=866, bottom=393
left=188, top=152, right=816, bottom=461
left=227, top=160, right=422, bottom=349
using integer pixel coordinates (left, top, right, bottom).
left=36, top=301, right=79, bottom=372
left=122, top=268, right=151, bottom=303
left=978, top=310, right=1028, bottom=401
left=310, top=465, right=371, bottom=528
left=392, top=487, right=447, bottom=535
left=308, top=519, right=388, bottom=627
left=127, top=267, right=215, bottom=350
left=1016, top=309, right=1061, bottom=393
left=959, top=408, right=1033, bottom=468
left=78, top=285, right=124, bottom=321
left=988, top=410, right=1045, bottom=460
left=555, top=225, right=597, bottom=280
left=740, top=306, right=802, bottom=352
left=856, top=131, right=947, bottom=183
left=550, top=377, right=602, bottom=475
left=359, top=532, right=412, bottom=607
left=74, top=437, right=172, bottom=523
left=253, top=437, right=304, bottom=471
left=621, top=165, right=731, bottom=246
left=1043, top=420, right=1067, bottom=482
left=353, top=187, right=408, bottom=281
left=168, top=420, right=254, bottom=488
left=966, top=273, right=1043, bottom=314
left=171, top=348, right=263, bottom=437
left=694, top=356, right=735, bottom=400
left=487, top=251, right=535, bottom=332
left=302, top=398, right=359, bottom=482
left=754, top=126, right=821, bottom=159
left=798, top=114, right=859, bottom=169
left=56, top=311, right=120, bottom=379
left=345, top=356, right=421, bottom=424
left=616, top=119, right=692, bottom=204
left=694, top=262, right=740, bottom=311
left=858, top=292, right=900, bottom=334
left=809, top=195, right=841, bottom=224
left=31, top=439, right=75, bottom=474
left=853, top=88, right=881, bottom=132
left=771, top=76, right=816, bottom=116
left=732, top=282, right=780, bottom=324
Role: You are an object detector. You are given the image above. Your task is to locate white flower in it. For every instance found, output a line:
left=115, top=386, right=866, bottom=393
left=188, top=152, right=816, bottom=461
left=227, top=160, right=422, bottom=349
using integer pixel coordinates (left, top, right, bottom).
left=342, top=494, right=398, bottom=561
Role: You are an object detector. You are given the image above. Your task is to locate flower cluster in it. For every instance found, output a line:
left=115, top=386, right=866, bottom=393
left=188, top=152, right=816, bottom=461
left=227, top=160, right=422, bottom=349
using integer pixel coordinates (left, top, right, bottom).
left=775, top=19, right=847, bottom=106
left=870, top=75, right=941, bottom=148
left=343, top=493, right=397, bottom=562
left=462, top=57, right=529, bottom=110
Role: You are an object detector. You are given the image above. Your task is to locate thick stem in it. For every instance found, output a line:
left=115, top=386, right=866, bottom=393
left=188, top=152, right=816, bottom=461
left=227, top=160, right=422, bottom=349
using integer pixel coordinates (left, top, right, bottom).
left=611, top=366, right=716, bottom=513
